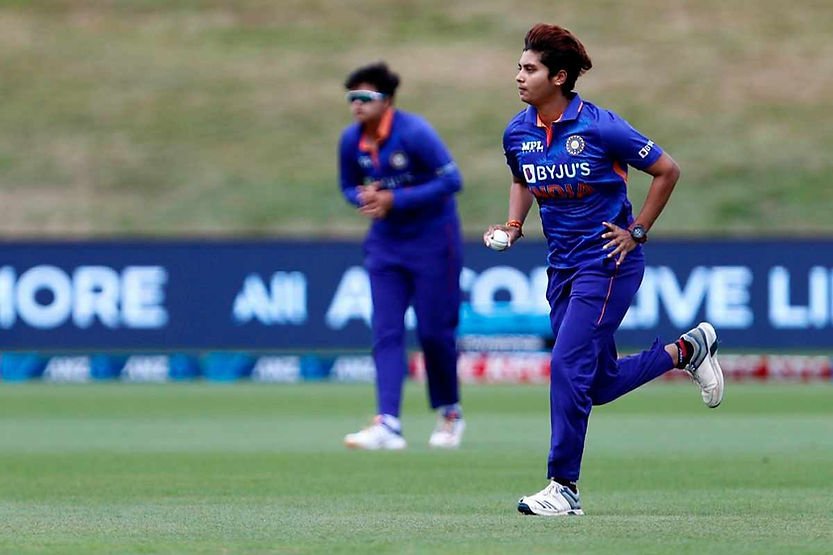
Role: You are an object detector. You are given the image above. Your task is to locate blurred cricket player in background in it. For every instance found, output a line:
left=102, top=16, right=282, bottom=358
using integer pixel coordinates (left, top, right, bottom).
left=338, top=62, right=465, bottom=450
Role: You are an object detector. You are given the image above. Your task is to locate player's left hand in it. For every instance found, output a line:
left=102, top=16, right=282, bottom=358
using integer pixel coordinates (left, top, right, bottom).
left=357, top=183, right=394, bottom=219
left=601, top=221, right=637, bottom=266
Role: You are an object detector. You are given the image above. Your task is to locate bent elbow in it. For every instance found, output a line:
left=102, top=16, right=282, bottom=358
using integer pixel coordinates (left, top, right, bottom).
left=451, top=175, right=463, bottom=194
left=445, top=172, right=463, bottom=194
left=663, top=154, right=681, bottom=184
left=670, top=160, right=681, bottom=183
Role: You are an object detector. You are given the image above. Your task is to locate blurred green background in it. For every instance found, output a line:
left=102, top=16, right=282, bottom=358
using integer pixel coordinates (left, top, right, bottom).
left=0, top=0, right=831, bottom=238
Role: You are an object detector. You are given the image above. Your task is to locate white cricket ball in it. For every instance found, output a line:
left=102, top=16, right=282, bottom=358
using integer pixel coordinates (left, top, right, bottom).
left=488, top=229, right=510, bottom=251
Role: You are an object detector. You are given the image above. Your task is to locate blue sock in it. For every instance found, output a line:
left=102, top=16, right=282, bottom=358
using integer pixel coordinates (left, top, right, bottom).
left=440, top=404, right=462, bottom=420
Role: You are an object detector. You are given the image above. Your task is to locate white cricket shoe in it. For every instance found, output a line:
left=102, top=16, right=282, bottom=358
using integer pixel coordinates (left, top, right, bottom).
left=518, top=481, right=584, bottom=516
left=343, top=416, right=407, bottom=450
left=680, top=321, right=725, bottom=408
left=428, top=412, right=466, bottom=449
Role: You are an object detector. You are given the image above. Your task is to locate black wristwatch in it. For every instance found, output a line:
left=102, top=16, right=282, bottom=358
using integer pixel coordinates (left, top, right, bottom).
left=629, top=224, right=648, bottom=244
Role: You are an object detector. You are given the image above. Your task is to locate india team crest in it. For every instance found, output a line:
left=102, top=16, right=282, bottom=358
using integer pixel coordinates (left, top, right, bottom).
left=565, top=135, right=585, bottom=156
left=390, top=151, right=409, bottom=169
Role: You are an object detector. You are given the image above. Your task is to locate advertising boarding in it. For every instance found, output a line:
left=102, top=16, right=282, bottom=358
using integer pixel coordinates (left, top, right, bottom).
left=0, top=239, right=831, bottom=350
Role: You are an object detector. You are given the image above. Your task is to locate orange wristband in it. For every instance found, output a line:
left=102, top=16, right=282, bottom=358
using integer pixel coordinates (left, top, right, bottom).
left=506, top=219, right=524, bottom=237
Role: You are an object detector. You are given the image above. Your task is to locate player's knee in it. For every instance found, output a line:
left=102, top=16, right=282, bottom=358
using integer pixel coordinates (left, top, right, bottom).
left=589, top=391, right=614, bottom=406
left=373, top=328, right=405, bottom=350
left=417, top=331, right=453, bottom=353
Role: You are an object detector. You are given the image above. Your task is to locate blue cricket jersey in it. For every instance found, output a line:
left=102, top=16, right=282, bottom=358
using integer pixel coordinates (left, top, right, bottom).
left=339, top=109, right=462, bottom=239
left=502, top=93, right=663, bottom=270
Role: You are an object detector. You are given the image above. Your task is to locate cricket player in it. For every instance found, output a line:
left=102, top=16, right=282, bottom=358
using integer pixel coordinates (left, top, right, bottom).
left=338, top=62, right=465, bottom=450
left=483, top=24, right=725, bottom=515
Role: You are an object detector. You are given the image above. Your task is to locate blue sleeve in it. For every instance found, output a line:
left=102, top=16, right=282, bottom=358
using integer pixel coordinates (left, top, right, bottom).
left=391, top=120, right=462, bottom=210
left=502, top=125, right=524, bottom=180
left=338, top=129, right=362, bottom=207
left=598, top=110, right=663, bottom=170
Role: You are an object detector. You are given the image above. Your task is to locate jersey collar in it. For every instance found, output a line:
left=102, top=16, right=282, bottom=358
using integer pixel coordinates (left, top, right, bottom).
left=524, top=92, right=585, bottom=127
left=359, top=108, right=395, bottom=153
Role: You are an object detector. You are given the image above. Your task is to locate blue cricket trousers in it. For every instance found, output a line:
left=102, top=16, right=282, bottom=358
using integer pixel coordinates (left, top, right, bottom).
left=546, top=255, right=674, bottom=481
left=365, top=222, right=462, bottom=417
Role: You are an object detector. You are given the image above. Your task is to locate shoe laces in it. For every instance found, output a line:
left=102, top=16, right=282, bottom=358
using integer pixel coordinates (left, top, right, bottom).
left=357, top=417, right=388, bottom=437
left=542, top=481, right=562, bottom=497
left=541, top=480, right=578, bottom=500
left=433, top=419, right=453, bottom=435
left=684, top=367, right=701, bottom=385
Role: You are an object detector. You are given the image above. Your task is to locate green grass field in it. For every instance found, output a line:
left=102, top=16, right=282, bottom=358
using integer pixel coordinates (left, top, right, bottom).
left=0, top=382, right=830, bottom=554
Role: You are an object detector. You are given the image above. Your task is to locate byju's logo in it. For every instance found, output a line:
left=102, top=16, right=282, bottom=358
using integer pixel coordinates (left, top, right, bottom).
left=521, top=163, right=591, bottom=184
left=521, top=140, right=544, bottom=153
left=522, top=164, right=538, bottom=184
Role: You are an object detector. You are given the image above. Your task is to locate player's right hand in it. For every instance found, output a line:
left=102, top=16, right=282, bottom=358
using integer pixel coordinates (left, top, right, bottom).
left=483, top=225, right=521, bottom=248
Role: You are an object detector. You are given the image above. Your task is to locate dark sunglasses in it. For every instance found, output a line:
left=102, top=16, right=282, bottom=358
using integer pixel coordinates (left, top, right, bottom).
left=346, top=90, right=387, bottom=104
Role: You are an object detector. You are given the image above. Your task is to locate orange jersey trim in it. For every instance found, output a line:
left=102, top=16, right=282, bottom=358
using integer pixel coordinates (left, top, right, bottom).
left=612, top=161, right=628, bottom=183
left=596, top=266, right=619, bottom=326
left=535, top=114, right=554, bottom=147
left=535, top=101, right=584, bottom=147
left=358, top=108, right=395, bottom=166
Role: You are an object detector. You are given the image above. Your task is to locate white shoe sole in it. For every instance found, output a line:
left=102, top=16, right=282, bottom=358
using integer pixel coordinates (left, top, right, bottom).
left=704, top=355, right=724, bottom=408
left=517, top=501, right=584, bottom=517
left=697, top=322, right=724, bottom=408
left=428, top=437, right=461, bottom=449
left=343, top=436, right=407, bottom=450
left=343, top=440, right=406, bottom=450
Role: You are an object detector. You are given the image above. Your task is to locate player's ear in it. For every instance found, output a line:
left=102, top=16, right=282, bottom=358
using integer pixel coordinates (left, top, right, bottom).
left=551, top=69, right=567, bottom=87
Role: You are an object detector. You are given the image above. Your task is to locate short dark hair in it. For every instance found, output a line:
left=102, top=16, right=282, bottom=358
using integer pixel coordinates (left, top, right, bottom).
left=524, top=24, right=592, bottom=92
left=344, top=62, right=401, bottom=98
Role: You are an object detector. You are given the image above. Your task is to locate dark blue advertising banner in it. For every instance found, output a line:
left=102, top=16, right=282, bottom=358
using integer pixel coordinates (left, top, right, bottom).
left=0, top=239, right=831, bottom=350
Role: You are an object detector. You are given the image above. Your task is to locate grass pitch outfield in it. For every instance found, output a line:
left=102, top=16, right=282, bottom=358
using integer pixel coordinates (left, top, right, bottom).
left=0, top=383, right=831, bottom=554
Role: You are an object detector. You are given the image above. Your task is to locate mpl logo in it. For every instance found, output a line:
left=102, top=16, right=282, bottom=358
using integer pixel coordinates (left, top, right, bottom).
left=521, top=140, right=544, bottom=153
